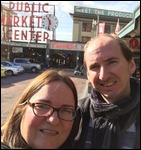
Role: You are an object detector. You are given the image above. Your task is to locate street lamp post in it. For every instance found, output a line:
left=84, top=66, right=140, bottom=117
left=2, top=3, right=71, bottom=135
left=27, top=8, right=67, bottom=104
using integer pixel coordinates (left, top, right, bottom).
left=96, top=15, right=99, bottom=36
left=7, top=38, right=12, bottom=61
left=46, top=43, right=50, bottom=68
left=30, top=3, right=34, bottom=43
left=92, top=14, right=99, bottom=37
left=52, top=5, right=56, bottom=40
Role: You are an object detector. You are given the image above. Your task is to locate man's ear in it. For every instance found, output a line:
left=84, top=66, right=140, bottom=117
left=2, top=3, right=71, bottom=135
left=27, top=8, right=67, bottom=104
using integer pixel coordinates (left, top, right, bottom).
left=130, top=58, right=136, bottom=75
left=87, top=71, right=89, bottom=79
left=87, top=71, right=91, bottom=83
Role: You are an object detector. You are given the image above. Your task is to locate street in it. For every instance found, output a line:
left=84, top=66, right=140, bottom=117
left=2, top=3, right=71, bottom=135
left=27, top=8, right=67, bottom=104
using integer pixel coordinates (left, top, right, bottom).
left=1, top=69, right=88, bottom=124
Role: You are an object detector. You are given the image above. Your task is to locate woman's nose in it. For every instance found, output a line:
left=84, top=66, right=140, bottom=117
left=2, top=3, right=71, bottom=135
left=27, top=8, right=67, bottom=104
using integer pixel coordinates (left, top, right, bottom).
left=45, top=111, right=60, bottom=125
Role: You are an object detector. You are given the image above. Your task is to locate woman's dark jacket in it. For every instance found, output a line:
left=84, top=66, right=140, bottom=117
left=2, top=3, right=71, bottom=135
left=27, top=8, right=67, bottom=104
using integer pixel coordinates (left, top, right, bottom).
left=1, top=142, right=10, bottom=149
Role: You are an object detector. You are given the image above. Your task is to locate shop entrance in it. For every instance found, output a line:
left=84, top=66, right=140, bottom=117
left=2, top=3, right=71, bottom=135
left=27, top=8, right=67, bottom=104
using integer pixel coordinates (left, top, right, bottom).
left=49, top=50, right=76, bottom=69
left=10, top=47, right=46, bottom=69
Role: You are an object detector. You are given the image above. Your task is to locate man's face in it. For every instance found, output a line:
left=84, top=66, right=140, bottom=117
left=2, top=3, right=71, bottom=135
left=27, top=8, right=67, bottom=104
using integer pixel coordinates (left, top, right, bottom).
left=85, top=36, right=136, bottom=103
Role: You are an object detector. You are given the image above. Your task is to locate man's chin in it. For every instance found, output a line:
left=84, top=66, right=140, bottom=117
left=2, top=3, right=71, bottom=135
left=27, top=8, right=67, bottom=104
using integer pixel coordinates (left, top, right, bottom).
left=101, top=93, right=116, bottom=103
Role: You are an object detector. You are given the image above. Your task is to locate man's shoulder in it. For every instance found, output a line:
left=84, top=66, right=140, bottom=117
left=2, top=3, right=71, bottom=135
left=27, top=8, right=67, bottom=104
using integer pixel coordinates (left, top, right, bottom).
left=131, top=77, right=140, bottom=86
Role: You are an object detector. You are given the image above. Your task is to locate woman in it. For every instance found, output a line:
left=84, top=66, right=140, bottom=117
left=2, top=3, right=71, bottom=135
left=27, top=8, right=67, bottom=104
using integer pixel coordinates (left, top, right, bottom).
left=1, top=69, right=79, bottom=149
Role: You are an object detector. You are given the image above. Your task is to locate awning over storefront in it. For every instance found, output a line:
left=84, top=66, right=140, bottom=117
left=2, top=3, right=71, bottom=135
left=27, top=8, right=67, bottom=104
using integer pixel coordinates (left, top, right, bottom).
left=118, top=4, right=140, bottom=38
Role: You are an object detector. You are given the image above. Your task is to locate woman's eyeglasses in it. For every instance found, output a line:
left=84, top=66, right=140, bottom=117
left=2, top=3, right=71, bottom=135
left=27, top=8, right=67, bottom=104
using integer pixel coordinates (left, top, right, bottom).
left=27, top=102, right=77, bottom=121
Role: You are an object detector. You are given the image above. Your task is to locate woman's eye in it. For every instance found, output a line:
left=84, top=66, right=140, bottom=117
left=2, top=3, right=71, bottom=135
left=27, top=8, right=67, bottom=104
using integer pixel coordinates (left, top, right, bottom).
left=36, top=104, right=47, bottom=109
left=61, top=108, right=73, bottom=114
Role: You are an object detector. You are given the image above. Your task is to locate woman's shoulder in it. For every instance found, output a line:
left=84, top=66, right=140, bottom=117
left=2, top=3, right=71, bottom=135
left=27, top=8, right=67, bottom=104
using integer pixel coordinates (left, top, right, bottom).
left=78, top=96, right=91, bottom=111
left=1, top=142, right=11, bottom=149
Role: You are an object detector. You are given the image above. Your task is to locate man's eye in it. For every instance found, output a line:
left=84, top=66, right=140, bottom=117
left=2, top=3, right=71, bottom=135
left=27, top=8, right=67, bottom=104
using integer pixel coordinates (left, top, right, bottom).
left=108, top=61, right=117, bottom=65
left=90, top=65, right=99, bottom=70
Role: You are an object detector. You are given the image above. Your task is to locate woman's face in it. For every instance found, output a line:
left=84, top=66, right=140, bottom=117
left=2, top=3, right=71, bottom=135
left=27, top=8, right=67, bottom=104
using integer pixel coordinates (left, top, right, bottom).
left=20, top=81, right=75, bottom=149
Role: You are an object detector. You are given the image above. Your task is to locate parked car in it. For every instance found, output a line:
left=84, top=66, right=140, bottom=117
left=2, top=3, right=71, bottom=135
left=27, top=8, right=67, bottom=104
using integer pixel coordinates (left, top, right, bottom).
left=1, top=65, right=7, bottom=77
left=1, top=64, right=20, bottom=76
left=13, top=58, right=41, bottom=73
left=1, top=60, right=25, bottom=74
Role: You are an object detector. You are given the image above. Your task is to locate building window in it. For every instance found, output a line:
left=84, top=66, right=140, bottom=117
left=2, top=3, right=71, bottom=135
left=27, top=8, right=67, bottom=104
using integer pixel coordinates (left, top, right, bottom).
left=82, top=36, right=91, bottom=42
left=105, top=24, right=110, bottom=33
left=82, top=23, right=92, bottom=32
left=110, top=24, right=124, bottom=33
left=110, top=25, right=115, bottom=33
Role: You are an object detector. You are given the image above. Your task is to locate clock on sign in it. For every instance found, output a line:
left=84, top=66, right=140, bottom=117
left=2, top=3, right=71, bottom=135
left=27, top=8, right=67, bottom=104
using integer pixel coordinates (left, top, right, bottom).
left=42, top=14, right=58, bottom=31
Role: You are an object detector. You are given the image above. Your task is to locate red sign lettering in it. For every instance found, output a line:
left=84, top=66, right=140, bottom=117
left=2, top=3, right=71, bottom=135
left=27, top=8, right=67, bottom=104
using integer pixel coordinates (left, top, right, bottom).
left=9, top=2, right=48, bottom=13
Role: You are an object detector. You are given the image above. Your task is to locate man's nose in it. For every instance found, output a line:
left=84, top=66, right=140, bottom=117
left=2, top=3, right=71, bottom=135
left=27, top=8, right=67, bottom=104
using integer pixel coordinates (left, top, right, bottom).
left=99, top=66, right=108, bottom=81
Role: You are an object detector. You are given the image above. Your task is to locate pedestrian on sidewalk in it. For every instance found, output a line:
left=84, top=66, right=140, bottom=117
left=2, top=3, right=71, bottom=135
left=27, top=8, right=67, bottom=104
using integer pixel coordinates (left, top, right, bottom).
left=74, top=33, right=140, bottom=149
left=1, top=69, right=80, bottom=149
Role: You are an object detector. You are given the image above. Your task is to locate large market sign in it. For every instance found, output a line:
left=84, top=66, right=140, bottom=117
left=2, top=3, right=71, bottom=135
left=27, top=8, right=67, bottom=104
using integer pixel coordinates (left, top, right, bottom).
left=74, top=6, right=133, bottom=18
left=1, top=2, right=58, bottom=42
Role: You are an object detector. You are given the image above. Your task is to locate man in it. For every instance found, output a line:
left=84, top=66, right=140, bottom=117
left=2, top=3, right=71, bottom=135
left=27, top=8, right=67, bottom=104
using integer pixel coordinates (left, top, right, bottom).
left=74, top=34, right=140, bottom=149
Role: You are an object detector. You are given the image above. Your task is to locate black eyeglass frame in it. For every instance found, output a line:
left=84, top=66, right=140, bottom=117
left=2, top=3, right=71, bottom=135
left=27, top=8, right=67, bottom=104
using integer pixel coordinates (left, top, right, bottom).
left=27, top=102, right=77, bottom=121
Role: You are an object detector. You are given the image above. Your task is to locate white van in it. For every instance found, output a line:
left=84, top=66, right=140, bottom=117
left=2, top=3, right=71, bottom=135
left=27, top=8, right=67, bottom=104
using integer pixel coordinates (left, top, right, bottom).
left=13, top=58, right=41, bottom=73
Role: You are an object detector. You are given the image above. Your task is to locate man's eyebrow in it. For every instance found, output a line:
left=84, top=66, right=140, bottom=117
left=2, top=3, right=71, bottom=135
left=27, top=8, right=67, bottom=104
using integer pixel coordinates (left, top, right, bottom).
left=89, top=63, right=99, bottom=69
left=105, top=57, right=118, bottom=62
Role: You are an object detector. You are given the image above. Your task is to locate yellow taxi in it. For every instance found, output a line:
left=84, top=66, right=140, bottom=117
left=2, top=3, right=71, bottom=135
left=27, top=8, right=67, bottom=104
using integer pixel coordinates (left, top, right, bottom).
left=1, top=65, right=7, bottom=77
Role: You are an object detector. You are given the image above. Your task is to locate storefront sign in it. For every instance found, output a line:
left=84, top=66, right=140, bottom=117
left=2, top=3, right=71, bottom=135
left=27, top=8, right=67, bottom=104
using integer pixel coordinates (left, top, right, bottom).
left=129, top=38, right=139, bottom=48
left=50, top=42, right=85, bottom=51
left=1, top=41, right=47, bottom=48
left=12, top=47, right=23, bottom=53
left=74, top=6, right=133, bottom=18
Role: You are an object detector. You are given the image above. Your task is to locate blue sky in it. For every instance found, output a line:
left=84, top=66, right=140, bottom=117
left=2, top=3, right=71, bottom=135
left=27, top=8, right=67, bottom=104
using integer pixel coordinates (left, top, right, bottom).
left=2, top=1, right=140, bottom=42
